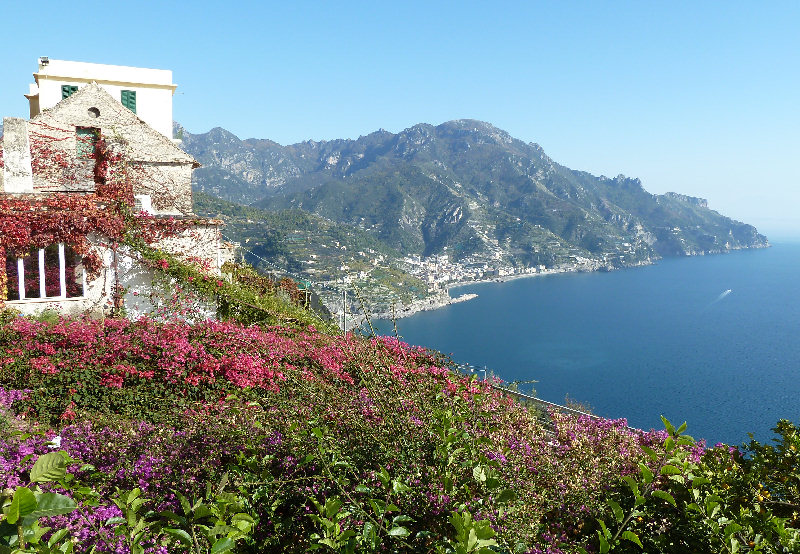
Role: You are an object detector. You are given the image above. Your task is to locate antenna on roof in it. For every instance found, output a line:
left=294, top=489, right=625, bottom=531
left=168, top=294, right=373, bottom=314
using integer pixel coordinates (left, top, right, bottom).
left=40, top=56, right=49, bottom=66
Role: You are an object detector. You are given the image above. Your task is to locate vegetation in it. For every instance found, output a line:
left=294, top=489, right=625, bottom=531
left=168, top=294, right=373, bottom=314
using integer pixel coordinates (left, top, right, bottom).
left=1, top=308, right=798, bottom=553
left=183, top=120, right=768, bottom=268
left=194, top=193, right=430, bottom=310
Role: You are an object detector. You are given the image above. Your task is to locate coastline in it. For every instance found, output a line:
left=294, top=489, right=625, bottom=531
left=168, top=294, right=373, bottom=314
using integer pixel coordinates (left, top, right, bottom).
left=350, top=244, right=770, bottom=331
left=355, top=261, right=646, bottom=330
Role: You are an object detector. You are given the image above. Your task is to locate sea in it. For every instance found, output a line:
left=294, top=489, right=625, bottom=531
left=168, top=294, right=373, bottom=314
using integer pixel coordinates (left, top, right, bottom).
left=373, top=242, right=800, bottom=447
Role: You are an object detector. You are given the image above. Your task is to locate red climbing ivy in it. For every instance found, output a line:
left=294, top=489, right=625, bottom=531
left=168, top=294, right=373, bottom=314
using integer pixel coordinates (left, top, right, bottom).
left=1, top=123, right=205, bottom=305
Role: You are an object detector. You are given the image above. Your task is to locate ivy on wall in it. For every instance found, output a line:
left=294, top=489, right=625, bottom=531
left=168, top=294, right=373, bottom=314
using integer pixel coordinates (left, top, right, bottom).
left=1, top=121, right=329, bottom=330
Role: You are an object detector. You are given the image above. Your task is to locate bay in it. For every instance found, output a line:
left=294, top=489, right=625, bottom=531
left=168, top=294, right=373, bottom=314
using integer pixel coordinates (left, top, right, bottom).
left=373, top=243, right=800, bottom=446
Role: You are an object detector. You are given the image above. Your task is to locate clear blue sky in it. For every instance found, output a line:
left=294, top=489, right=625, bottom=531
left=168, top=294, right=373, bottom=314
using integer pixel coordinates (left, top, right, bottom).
left=2, top=1, right=798, bottom=237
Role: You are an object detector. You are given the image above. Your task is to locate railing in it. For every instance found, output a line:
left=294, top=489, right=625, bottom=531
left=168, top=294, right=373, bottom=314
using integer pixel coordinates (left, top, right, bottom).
left=490, top=385, right=600, bottom=420
left=488, top=384, right=638, bottom=435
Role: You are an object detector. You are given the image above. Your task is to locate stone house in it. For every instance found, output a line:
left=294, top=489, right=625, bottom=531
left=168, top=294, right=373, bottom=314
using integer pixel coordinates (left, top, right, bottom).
left=1, top=59, right=234, bottom=317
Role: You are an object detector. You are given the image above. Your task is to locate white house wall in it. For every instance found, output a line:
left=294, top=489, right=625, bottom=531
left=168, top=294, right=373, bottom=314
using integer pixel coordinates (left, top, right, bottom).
left=31, top=60, right=176, bottom=139
left=6, top=233, right=223, bottom=319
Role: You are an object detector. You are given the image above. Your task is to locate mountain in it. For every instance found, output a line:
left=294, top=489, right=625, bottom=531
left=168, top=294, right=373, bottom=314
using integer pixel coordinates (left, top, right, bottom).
left=194, top=191, right=429, bottom=310
left=180, top=120, right=768, bottom=271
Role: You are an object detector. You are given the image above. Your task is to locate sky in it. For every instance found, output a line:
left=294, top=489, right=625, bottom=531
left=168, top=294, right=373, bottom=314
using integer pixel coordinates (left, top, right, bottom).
left=1, top=1, right=798, bottom=238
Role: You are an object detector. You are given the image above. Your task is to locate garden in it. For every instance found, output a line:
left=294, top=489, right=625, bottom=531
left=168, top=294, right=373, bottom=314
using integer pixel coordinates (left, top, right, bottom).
left=0, top=308, right=798, bottom=553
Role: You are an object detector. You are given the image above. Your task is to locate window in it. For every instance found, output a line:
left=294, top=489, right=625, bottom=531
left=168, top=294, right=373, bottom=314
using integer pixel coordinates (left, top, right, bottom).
left=5, top=245, right=84, bottom=302
left=61, top=85, right=78, bottom=99
left=76, top=127, right=101, bottom=158
left=121, top=90, right=136, bottom=114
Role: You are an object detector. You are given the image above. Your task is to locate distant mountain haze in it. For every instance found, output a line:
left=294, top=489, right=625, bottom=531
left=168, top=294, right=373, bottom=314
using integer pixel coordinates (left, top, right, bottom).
left=180, top=119, right=767, bottom=267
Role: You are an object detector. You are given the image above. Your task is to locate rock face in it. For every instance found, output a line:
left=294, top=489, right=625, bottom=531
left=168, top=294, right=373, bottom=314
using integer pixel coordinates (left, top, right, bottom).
left=178, top=119, right=768, bottom=267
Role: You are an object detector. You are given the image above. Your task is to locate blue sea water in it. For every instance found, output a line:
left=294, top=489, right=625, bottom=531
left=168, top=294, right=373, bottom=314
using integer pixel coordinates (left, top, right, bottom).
left=373, top=243, right=800, bottom=446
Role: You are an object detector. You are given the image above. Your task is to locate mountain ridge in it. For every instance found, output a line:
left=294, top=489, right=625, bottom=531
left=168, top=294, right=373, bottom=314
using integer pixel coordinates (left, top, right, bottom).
left=179, top=119, right=767, bottom=269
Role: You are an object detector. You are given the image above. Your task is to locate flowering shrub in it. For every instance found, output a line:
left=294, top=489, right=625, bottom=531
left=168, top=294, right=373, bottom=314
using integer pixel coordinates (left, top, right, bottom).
left=1, top=313, right=798, bottom=552
left=0, top=315, right=360, bottom=422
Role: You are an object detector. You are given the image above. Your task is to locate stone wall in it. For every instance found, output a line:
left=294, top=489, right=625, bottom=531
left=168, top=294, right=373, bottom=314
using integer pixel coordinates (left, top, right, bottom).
left=0, top=118, right=34, bottom=193
left=28, top=83, right=196, bottom=214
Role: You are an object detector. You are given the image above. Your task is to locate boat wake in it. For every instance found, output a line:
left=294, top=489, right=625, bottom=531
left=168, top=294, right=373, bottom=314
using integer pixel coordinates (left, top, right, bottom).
left=703, top=289, right=733, bottom=311
left=715, top=289, right=733, bottom=302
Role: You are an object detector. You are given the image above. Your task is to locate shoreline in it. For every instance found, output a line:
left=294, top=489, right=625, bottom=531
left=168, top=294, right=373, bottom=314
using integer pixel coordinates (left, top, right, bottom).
left=348, top=244, right=770, bottom=331
left=353, top=262, right=640, bottom=330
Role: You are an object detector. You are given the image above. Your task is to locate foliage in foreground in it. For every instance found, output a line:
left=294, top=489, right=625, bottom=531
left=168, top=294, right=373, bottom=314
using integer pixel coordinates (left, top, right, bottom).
left=0, top=313, right=798, bottom=553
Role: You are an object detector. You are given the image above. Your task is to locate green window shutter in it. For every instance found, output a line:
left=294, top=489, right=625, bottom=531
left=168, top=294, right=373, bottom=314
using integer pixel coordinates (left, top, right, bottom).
left=76, top=127, right=100, bottom=158
left=61, top=85, right=78, bottom=99
left=121, top=90, right=137, bottom=114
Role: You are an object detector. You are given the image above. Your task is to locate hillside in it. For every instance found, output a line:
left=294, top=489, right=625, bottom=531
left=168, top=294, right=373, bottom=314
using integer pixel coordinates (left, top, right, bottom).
left=180, top=120, right=768, bottom=271
left=2, top=309, right=798, bottom=553
left=194, top=192, right=429, bottom=311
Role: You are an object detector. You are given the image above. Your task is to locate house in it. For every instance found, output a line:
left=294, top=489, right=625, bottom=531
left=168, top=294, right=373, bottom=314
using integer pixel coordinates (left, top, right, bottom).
left=1, top=58, right=235, bottom=317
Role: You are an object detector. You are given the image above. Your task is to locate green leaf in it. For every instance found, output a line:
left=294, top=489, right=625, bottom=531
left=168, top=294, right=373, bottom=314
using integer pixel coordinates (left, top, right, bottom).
left=392, top=480, right=411, bottom=494
left=692, top=477, right=711, bottom=487
left=362, top=521, right=377, bottom=547
left=47, top=529, right=69, bottom=548
left=496, top=489, right=516, bottom=504
left=597, top=519, right=610, bottom=539
left=194, top=505, right=213, bottom=520
left=661, top=415, right=676, bottom=436
left=127, top=488, right=142, bottom=503
left=388, top=526, right=410, bottom=538
left=325, top=498, right=343, bottom=518
left=48, top=528, right=70, bottom=547
left=639, top=463, right=654, bottom=484
left=622, top=475, right=640, bottom=495
left=231, top=513, right=255, bottom=524
left=651, top=490, right=677, bottom=507
left=130, top=497, right=147, bottom=513
left=676, top=421, right=688, bottom=434
left=641, top=445, right=658, bottom=463
left=30, top=452, right=68, bottom=483
left=7, top=487, right=37, bottom=524
left=210, top=537, right=235, bottom=554
left=598, top=532, right=610, bottom=554
left=163, top=528, right=193, bottom=546
left=608, top=500, right=624, bottom=524
left=369, top=499, right=387, bottom=517
left=474, top=520, right=496, bottom=541
left=25, top=493, right=77, bottom=520
left=622, top=530, right=643, bottom=548
left=660, top=465, right=682, bottom=476
left=177, top=492, right=191, bottom=515
left=723, top=522, right=743, bottom=538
